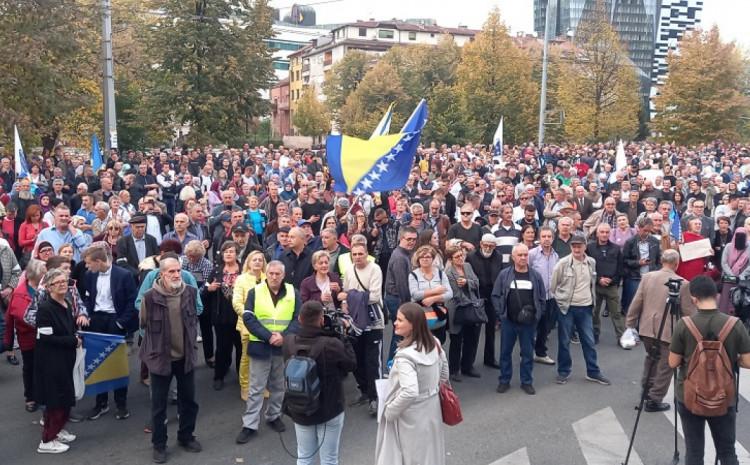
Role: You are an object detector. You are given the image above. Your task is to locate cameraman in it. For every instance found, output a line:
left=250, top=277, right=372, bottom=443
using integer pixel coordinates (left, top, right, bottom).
left=626, top=249, right=695, bottom=412
left=283, top=301, right=356, bottom=465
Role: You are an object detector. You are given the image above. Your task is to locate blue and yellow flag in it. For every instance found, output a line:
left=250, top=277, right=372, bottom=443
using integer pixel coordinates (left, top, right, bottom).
left=79, top=331, right=129, bottom=396
left=328, top=100, right=428, bottom=194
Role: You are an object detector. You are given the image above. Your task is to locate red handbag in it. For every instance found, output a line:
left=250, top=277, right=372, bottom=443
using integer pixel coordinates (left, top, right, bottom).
left=439, top=382, right=463, bottom=426
left=436, top=342, right=463, bottom=426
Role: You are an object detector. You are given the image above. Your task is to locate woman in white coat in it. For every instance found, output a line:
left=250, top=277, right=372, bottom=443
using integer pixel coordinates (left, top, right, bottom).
left=375, top=302, right=449, bottom=465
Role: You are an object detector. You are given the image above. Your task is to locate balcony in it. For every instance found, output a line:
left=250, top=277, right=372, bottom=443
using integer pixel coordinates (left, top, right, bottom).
left=302, top=63, right=310, bottom=73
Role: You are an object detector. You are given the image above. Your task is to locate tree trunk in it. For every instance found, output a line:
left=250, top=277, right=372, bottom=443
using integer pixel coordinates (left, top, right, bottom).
left=41, top=131, right=58, bottom=157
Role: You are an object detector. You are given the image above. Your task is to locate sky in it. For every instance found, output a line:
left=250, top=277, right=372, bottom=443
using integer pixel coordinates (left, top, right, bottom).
left=271, top=0, right=750, bottom=50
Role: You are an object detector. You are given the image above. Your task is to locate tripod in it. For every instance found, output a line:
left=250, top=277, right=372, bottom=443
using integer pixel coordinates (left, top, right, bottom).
left=623, top=285, right=681, bottom=465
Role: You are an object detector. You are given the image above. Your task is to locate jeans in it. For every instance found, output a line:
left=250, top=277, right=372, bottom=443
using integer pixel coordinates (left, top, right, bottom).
left=384, top=295, right=402, bottom=366
left=621, top=278, right=641, bottom=316
left=499, top=318, right=535, bottom=385
left=150, top=359, right=199, bottom=450
left=535, top=299, right=558, bottom=357
left=449, top=323, right=480, bottom=374
left=557, top=305, right=601, bottom=378
left=677, top=401, right=738, bottom=465
left=354, top=330, right=383, bottom=401
left=294, top=412, right=346, bottom=465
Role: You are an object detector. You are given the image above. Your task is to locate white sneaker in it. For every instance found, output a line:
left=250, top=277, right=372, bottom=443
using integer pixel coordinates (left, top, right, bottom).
left=534, top=355, right=556, bottom=365
left=57, top=429, right=76, bottom=443
left=37, top=440, right=69, bottom=454
left=197, top=335, right=203, bottom=343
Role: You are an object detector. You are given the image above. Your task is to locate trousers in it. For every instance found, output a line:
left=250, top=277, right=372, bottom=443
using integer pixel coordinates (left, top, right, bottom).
left=294, top=412, right=346, bottom=465
left=534, top=299, right=557, bottom=357
left=239, top=334, right=250, bottom=396
left=213, top=323, right=241, bottom=381
left=198, top=307, right=214, bottom=362
left=449, top=323, right=480, bottom=374
left=499, top=318, right=535, bottom=385
left=640, top=336, right=673, bottom=402
left=150, top=359, right=199, bottom=450
left=354, top=330, right=383, bottom=401
left=677, top=401, right=738, bottom=465
left=42, top=407, right=70, bottom=443
left=594, top=284, right=626, bottom=340
left=242, top=355, right=284, bottom=429
left=21, top=349, right=35, bottom=402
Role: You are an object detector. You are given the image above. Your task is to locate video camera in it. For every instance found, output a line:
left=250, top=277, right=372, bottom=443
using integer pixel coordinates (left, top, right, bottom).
left=322, top=308, right=351, bottom=339
left=665, top=278, right=682, bottom=297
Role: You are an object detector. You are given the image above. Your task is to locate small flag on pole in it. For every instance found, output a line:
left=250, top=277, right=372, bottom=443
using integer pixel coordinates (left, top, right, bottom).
left=370, top=103, right=394, bottom=140
left=91, top=134, right=103, bottom=172
left=14, top=125, right=30, bottom=178
left=492, top=116, right=504, bottom=157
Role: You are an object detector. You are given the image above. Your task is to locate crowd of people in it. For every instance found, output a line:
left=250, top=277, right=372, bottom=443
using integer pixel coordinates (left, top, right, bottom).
left=1, top=140, right=750, bottom=463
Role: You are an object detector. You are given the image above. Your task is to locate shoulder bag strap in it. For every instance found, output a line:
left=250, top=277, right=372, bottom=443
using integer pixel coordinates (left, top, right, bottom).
left=353, top=266, right=369, bottom=293
left=718, top=316, right=740, bottom=343
left=682, top=316, right=704, bottom=343
left=511, top=274, right=524, bottom=310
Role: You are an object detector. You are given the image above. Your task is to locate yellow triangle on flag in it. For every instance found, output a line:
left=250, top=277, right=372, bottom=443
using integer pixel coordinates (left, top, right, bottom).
left=340, top=133, right=404, bottom=191
left=85, top=344, right=129, bottom=385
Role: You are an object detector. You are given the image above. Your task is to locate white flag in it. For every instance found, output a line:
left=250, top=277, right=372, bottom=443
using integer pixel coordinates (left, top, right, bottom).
left=14, top=125, right=29, bottom=177
left=492, top=116, right=503, bottom=157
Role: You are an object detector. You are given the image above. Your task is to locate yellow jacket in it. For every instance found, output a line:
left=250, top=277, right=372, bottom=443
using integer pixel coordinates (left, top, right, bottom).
left=232, top=272, right=266, bottom=336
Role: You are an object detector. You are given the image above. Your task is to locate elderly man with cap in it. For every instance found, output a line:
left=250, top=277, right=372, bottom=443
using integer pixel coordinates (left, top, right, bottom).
left=467, top=233, right=504, bottom=368
left=297, top=218, right=321, bottom=250
left=116, top=213, right=159, bottom=282
left=551, top=233, right=611, bottom=386
left=231, top=223, right=261, bottom=266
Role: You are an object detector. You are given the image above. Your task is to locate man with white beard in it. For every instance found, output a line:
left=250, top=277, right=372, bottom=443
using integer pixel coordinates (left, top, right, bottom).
left=467, top=234, right=504, bottom=368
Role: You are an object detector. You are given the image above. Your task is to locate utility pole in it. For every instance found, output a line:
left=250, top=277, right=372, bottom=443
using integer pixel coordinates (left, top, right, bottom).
left=537, top=0, right=557, bottom=147
left=101, top=0, right=118, bottom=152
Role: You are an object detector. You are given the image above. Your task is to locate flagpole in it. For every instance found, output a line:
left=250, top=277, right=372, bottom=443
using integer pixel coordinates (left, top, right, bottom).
left=537, top=0, right=557, bottom=147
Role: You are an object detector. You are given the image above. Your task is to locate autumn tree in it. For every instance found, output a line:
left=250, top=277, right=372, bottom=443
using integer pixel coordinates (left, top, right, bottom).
left=338, top=61, right=407, bottom=138
left=293, top=87, right=331, bottom=143
left=144, top=0, right=276, bottom=145
left=322, top=51, right=371, bottom=118
left=454, top=8, right=539, bottom=145
left=555, top=0, right=640, bottom=142
left=652, top=26, right=750, bottom=144
left=0, top=0, right=99, bottom=152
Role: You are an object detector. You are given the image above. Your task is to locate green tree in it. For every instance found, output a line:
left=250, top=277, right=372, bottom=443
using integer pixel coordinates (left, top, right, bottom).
left=454, top=8, right=539, bottom=145
left=424, top=83, right=469, bottom=146
left=555, top=0, right=640, bottom=142
left=293, top=87, right=331, bottom=143
left=339, top=61, right=407, bottom=139
left=0, top=0, right=99, bottom=153
left=652, top=26, right=750, bottom=144
left=144, top=0, right=276, bottom=145
left=322, top=51, right=370, bottom=117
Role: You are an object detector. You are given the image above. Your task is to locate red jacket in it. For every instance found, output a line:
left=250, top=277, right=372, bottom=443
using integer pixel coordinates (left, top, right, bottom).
left=18, top=221, right=48, bottom=253
left=3, top=277, right=36, bottom=351
left=676, top=231, right=708, bottom=281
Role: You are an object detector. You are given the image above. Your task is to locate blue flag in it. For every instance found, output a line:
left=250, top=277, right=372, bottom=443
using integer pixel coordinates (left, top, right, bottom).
left=91, top=134, right=103, bottom=172
left=327, top=100, right=428, bottom=194
left=79, top=331, right=129, bottom=397
left=670, top=205, right=682, bottom=242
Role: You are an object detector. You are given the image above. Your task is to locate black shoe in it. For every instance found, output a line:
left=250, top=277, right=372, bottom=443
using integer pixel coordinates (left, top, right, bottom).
left=6, top=354, right=19, bottom=365
left=86, top=404, right=110, bottom=421
left=602, top=309, right=609, bottom=317
left=235, top=427, right=256, bottom=444
left=206, top=359, right=215, bottom=368
left=267, top=417, right=286, bottom=433
left=484, top=361, right=500, bottom=369
left=68, top=411, right=84, bottom=423
left=153, top=448, right=167, bottom=463
left=115, top=407, right=130, bottom=420
left=348, top=393, right=369, bottom=407
left=644, top=400, right=670, bottom=412
left=179, top=438, right=202, bottom=453
left=496, top=383, right=510, bottom=393
left=462, top=369, right=481, bottom=378
left=449, top=374, right=463, bottom=383
left=521, top=384, right=536, bottom=395
left=571, top=334, right=580, bottom=344
left=213, top=379, right=224, bottom=391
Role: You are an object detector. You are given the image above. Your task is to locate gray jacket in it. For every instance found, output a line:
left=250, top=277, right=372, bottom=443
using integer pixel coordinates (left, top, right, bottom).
left=445, top=263, right=481, bottom=334
left=550, top=254, right=597, bottom=315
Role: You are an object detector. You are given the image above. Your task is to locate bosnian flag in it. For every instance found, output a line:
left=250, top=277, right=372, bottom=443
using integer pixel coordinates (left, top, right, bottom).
left=14, top=125, right=30, bottom=178
left=370, top=103, right=394, bottom=140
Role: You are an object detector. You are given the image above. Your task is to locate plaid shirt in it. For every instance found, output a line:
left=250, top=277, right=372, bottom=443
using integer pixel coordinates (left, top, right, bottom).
left=180, top=255, right=213, bottom=285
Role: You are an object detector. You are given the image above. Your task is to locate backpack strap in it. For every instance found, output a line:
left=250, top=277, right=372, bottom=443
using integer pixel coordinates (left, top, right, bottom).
left=682, top=316, right=704, bottom=343
left=718, top=316, right=740, bottom=343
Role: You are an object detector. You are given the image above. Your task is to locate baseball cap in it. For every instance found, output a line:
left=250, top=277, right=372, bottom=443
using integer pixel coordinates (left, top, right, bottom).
left=231, top=224, right=249, bottom=234
left=297, top=219, right=312, bottom=227
left=569, top=234, right=587, bottom=245
left=219, top=212, right=231, bottom=222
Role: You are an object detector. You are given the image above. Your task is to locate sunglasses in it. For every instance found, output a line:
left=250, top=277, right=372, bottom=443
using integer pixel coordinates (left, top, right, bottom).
left=460, top=212, right=472, bottom=216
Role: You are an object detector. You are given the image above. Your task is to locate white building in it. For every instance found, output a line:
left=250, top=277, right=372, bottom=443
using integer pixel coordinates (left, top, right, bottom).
left=267, top=21, right=332, bottom=81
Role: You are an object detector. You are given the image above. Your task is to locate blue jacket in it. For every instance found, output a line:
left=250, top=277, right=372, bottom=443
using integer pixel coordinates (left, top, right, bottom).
left=83, top=264, right=138, bottom=332
left=491, top=266, right=547, bottom=323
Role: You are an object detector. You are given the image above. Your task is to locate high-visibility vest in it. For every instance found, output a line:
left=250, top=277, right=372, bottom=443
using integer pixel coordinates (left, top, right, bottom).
left=248, top=282, right=296, bottom=343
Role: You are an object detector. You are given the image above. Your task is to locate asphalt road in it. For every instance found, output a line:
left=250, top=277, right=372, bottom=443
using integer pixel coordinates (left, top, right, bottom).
left=2, top=319, right=750, bottom=465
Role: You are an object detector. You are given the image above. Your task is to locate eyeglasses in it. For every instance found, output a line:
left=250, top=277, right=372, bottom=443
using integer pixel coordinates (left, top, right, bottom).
left=48, top=280, right=67, bottom=287
left=460, top=212, right=472, bottom=216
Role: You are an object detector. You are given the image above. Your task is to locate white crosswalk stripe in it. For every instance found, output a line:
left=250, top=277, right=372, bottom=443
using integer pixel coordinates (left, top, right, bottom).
left=738, top=369, right=750, bottom=405
left=572, top=407, right=644, bottom=465
left=664, top=383, right=750, bottom=463
left=489, top=447, right=530, bottom=465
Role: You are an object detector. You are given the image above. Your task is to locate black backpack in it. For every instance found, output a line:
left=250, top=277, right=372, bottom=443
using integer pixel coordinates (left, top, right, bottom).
left=284, top=337, right=321, bottom=417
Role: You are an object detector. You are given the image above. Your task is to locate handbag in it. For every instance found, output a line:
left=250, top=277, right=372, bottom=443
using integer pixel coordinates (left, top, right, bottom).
left=73, top=347, right=86, bottom=400
left=436, top=343, right=462, bottom=426
left=509, top=276, right=537, bottom=325
left=353, top=266, right=384, bottom=326
left=454, top=275, right=488, bottom=325
left=411, top=271, right=448, bottom=329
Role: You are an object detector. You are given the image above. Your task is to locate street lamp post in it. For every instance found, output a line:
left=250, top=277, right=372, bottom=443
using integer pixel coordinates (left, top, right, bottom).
left=538, top=0, right=557, bottom=147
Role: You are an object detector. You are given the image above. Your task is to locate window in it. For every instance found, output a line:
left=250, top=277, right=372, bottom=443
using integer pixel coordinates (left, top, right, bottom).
left=408, top=31, right=416, bottom=41
left=358, top=27, right=367, bottom=37
left=378, top=29, right=394, bottom=39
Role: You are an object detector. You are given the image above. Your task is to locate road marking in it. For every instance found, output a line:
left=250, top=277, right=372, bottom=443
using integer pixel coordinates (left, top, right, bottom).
left=739, top=369, right=750, bottom=405
left=573, top=407, right=644, bottom=465
left=664, top=383, right=750, bottom=463
left=489, top=447, right=530, bottom=465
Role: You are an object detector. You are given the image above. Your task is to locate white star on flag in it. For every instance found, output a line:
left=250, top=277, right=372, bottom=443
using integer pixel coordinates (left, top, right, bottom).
left=385, top=153, right=396, bottom=162
left=393, top=144, right=404, bottom=153
left=403, top=134, right=413, bottom=141
left=361, top=178, right=373, bottom=190
left=353, top=188, right=365, bottom=196
left=370, top=171, right=381, bottom=181
left=376, top=161, right=389, bottom=172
